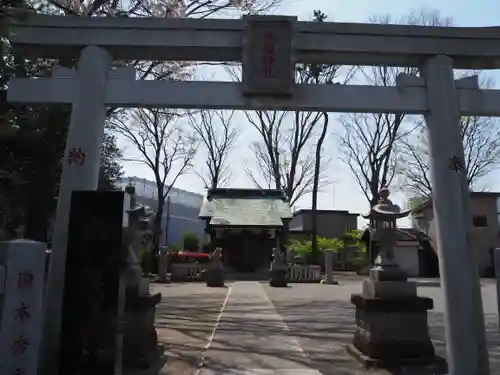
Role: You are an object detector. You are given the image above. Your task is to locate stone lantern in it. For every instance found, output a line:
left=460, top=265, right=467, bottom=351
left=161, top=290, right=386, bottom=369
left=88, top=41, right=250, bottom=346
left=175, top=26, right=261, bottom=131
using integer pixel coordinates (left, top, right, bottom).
left=366, top=187, right=410, bottom=282
left=347, top=188, right=437, bottom=367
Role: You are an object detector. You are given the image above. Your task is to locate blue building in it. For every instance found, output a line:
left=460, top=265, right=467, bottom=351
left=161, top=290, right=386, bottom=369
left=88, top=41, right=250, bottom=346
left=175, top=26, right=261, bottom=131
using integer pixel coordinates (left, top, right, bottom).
left=119, top=177, right=205, bottom=247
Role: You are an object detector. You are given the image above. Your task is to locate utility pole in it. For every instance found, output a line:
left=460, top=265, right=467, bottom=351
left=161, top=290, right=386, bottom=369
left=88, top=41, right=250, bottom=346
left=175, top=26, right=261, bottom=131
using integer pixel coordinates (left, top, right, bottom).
left=164, top=196, right=171, bottom=245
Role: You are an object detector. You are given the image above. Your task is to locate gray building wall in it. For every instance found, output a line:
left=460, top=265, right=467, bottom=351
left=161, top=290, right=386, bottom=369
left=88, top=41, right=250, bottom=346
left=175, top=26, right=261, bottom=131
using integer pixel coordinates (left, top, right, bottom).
left=289, top=210, right=358, bottom=238
left=120, top=177, right=205, bottom=247
left=134, top=196, right=205, bottom=246
left=411, top=192, right=500, bottom=276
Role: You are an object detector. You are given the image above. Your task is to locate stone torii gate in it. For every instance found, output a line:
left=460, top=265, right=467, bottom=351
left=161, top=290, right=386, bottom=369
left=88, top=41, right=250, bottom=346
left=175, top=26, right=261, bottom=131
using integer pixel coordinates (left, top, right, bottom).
left=7, top=13, right=500, bottom=375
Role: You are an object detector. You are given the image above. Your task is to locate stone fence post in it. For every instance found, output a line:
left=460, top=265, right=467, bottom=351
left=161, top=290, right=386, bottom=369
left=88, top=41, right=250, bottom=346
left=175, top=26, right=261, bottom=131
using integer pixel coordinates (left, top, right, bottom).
left=321, top=250, right=338, bottom=285
left=157, top=246, right=170, bottom=283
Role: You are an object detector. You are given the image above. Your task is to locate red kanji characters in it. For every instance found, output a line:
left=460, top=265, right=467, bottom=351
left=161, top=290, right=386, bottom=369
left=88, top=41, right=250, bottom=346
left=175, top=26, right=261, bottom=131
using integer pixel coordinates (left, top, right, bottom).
left=262, top=30, right=276, bottom=78
left=449, top=155, right=465, bottom=173
left=264, top=31, right=275, bottom=54
left=67, top=147, right=86, bottom=166
left=11, top=335, right=29, bottom=356
left=14, top=302, right=31, bottom=323
left=17, top=271, right=33, bottom=289
left=262, top=56, right=276, bottom=77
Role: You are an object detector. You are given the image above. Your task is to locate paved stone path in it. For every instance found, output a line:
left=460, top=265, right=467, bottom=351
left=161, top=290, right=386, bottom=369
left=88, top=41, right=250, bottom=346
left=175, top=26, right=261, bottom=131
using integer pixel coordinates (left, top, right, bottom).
left=153, top=279, right=500, bottom=375
left=151, top=283, right=229, bottom=375
left=199, top=282, right=321, bottom=375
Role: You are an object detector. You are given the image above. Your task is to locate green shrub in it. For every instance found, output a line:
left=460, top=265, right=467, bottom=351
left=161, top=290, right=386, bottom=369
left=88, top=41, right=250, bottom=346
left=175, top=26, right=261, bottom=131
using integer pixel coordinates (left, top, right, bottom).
left=168, top=243, right=181, bottom=252
left=287, top=236, right=344, bottom=256
left=287, top=239, right=312, bottom=257
left=342, top=229, right=367, bottom=253
left=317, top=237, right=344, bottom=252
left=182, top=232, right=199, bottom=251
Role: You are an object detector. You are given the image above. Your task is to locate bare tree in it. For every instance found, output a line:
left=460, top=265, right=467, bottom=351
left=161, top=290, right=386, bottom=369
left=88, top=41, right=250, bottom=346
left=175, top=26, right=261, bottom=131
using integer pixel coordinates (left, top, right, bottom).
left=302, top=9, right=358, bottom=259
left=245, top=110, right=328, bottom=206
left=189, top=109, right=239, bottom=189
left=221, top=49, right=328, bottom=205
left=339, top=109, right=408, bottom=207
left=310, top=111, right=328, bottom=257
left=398, top=73, right=500, bottom=197
left=338, top=9, right=452, bottom=207
left=244, top=60, right=355, bottom=206
left=111, top=108, right=197, bottom=249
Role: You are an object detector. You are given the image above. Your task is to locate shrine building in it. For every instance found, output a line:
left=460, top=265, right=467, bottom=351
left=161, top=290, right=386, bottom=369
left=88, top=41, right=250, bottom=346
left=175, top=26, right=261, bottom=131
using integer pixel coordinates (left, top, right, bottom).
left=198, top=188, right=293, bottom=273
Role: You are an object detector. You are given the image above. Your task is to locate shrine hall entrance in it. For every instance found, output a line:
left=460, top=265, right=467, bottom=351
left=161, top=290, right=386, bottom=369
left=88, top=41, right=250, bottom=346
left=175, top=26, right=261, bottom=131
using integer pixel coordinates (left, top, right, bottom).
left=217, top=229, right=276, bottom=273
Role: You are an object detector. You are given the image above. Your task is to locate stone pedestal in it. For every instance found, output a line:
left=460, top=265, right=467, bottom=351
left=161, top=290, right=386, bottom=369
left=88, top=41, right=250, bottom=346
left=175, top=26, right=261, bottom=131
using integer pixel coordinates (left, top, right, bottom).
left=123, top=291, right=162, bottom=369
left=269, top=263, right=288, bottom=287
left=348, top=276, right=436, bottom=367
left=204, top=266, right=225, bottom=287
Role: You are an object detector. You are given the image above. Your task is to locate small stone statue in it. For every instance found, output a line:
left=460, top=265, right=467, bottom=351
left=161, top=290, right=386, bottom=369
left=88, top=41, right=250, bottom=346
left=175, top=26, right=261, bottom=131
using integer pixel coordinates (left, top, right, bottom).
left=204, top=247, right=225, bottom=287
left=123, top=229, right=143, bottom=290
left=269, top=248, right=288, bottom=287
left=122, top=184, right=162, bottom=369
left=211, top=247, right=223, bottom=265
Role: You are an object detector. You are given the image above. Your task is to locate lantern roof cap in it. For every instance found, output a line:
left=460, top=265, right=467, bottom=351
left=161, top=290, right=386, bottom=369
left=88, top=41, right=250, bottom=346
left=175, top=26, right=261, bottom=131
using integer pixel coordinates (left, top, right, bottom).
left=362, top=187, right=411, bottom=219
left=126, top=204, right=145, bottom=215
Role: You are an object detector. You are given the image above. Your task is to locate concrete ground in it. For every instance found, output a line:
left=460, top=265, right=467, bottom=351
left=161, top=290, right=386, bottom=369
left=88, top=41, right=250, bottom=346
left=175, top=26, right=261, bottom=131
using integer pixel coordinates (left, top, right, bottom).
left=150, top=283, right=229, bottom=375
left=151, top=278, right=500, bottom=375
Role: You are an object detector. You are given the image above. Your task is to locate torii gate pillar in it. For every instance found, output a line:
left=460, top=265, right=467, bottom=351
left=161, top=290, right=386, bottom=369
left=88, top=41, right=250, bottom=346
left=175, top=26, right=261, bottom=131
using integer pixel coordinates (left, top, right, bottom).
left=41, top=45, right=112, bottom=375
left=422, top=55, right=489, bottom=375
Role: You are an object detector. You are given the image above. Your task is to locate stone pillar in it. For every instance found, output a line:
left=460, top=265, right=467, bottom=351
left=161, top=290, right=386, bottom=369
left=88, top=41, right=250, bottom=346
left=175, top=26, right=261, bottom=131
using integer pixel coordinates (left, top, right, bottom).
left=0, top=240, right=46, bottom=375
left=157, top=246, right=170, bottom=283
left=421, top=55, right=489, bottom=375
left=321, top=250, right=338, bottom=285
left=40, top=46, right=112, bottom=375
left=495, top=248, right=500, bottom=333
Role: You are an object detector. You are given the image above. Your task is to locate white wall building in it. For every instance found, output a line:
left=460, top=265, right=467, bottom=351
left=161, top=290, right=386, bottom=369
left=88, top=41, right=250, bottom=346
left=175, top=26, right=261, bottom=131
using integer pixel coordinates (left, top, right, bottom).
left=119, top=177, right=205, bottom=245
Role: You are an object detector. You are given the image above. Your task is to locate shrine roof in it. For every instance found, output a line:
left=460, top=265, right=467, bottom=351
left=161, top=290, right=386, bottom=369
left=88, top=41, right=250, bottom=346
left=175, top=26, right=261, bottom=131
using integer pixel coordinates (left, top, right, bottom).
left=410, top=191, right=500, bottom=215
left=199, top=188, right=293, bottom=227
left=361, top=227, right=431, bottom=242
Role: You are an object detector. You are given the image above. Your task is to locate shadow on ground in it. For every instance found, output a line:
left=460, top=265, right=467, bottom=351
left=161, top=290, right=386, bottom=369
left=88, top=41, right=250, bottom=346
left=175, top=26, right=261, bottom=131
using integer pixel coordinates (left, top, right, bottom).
left=153, top=283, right=500, bottom=375
left=264, top=284, right=500, bottom=375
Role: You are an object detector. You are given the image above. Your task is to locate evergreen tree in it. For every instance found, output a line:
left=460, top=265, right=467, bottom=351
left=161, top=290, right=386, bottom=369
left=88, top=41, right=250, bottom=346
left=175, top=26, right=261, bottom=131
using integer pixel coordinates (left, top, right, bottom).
left=0, top=43, right=123, bottom=239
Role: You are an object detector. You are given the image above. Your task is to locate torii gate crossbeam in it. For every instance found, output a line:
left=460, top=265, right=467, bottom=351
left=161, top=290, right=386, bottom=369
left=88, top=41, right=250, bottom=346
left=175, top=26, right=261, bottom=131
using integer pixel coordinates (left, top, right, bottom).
left=8, top=73, right=500, bottom=115
left=6, top=14, right=494, bottom=375
left=8, top=13, right=500, bottom=68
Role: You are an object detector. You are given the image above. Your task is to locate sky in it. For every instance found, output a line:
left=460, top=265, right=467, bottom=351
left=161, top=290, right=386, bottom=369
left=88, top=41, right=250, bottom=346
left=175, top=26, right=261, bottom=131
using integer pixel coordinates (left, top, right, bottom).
left=119, top=0, right=500, bottom=228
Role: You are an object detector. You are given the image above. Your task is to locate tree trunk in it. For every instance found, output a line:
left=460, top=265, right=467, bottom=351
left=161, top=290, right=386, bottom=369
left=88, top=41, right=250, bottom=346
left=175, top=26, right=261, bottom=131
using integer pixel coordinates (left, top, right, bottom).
left=151, top=180, right=165, bottom=274
left=153, top=199, right=164, bottom=250
left=311, top=114, right=328, bottom=264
